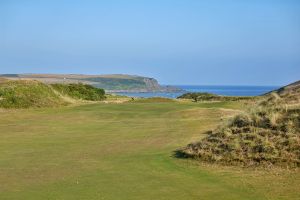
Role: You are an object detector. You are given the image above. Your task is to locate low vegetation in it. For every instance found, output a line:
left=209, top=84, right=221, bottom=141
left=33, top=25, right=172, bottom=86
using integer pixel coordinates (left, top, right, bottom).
left=177, top=92, right=253, bottom=102
left=51, top=83, right=105, bottom=101
left=0, top=80, right=105, bottom=108
left=177, top=82, right=300, bottom=167
left=131, top=97, right=175, bottom=103
left=0, top=79, right=65, bottom=108
left=84, top=77, right=148, bottom=90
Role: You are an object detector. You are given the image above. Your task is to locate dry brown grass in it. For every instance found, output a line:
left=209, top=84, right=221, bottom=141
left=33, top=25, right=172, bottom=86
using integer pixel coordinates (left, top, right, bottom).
left=177, top=83, right=300, bottom=167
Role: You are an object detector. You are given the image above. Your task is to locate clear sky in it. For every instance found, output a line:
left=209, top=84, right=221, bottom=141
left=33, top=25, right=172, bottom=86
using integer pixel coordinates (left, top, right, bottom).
left=0, top=0, right=299, bottom=86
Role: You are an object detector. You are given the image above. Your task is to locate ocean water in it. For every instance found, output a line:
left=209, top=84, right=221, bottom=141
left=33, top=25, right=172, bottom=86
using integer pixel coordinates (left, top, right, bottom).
left=114, top=85, right=280, bottom=99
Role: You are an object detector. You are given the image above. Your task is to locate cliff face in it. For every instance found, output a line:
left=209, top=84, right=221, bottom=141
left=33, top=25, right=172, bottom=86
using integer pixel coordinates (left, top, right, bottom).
left=0, top=74, right=182, bottom=92
left=143, top=78, right=161, bottom=91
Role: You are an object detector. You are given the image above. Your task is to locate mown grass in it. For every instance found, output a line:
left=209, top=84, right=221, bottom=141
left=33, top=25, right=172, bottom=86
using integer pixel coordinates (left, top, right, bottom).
left=130, top=97, right=175, bottom=103
left=0, top=101, right=299, bottom=199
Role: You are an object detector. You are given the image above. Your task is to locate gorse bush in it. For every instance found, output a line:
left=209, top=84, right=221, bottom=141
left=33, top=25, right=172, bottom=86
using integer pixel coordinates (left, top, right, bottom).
left=51, top=83, right=105, bottom=101
left=177, top=84, right=300, bottom=167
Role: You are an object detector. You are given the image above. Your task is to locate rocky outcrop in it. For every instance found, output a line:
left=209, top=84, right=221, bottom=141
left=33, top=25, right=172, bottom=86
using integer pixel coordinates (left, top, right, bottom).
left=143, top=78, right=161, bottom=90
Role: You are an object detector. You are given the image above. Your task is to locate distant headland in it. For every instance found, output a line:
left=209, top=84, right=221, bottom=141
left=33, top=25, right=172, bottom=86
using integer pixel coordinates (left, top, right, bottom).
left=0, top=73, right=183, bottom=93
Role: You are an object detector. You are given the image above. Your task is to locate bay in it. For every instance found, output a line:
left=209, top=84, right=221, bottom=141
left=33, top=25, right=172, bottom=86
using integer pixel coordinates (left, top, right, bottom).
left=113, top=85, right=280, bottom=99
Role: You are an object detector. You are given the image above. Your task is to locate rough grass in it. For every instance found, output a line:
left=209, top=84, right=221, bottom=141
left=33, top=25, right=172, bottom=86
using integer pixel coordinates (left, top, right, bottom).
left=0, top=102, right=298, bottom=199
left=178, top=85, right=300, bottom=167
left=0, top=77, right=8, bottom=83
left=0, top=80, right=106, bottom=108
left=0, top=80, right=66, bottom=108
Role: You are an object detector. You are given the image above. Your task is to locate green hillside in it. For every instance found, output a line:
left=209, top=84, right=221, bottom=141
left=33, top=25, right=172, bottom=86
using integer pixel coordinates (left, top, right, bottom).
left=0, top=80, right=105, bottom=108
left=0, top=79, right=65, bottom=108
left=0, top=74, right=178, bottom=92
left=83, top=77, right=148, bottom=90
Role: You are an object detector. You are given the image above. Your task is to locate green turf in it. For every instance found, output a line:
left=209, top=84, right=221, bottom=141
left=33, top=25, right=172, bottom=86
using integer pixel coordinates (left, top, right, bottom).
left=0, top=102, right=299, bottom=199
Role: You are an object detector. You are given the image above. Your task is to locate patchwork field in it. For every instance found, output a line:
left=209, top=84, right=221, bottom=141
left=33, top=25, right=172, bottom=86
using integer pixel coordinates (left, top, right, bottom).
left=0, top=101, right=299, bottom=200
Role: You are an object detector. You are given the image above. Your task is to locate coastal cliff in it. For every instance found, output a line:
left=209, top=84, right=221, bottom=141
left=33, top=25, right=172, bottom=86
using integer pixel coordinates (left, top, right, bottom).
left=0, top=74, right=182, bottom=92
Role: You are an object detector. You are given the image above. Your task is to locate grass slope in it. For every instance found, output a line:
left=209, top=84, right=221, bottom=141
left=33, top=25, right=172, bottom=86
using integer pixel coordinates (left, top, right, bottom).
left=178, top=81, right=300, bottom=167
left=0, top=101, right=299, bottom=199
left=0, top=80, right=106, bottom=108
left=0, top=80, right=65, bottom=108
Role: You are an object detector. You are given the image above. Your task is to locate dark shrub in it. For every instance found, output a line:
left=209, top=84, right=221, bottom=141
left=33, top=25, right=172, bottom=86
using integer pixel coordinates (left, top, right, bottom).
left=51, top=83, right=105, bottom=101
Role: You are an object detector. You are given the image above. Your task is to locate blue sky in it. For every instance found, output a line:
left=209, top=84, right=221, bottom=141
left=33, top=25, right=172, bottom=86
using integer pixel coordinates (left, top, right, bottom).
left=0, top=0, right=299, bottom=86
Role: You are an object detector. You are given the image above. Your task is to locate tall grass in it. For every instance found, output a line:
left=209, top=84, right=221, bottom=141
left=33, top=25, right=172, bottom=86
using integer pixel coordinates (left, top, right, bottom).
left=0, top=80, right=106, bottom=108
left=177, top=89, right=300, bottom=167
left=0, top=80, right=65, bottom=108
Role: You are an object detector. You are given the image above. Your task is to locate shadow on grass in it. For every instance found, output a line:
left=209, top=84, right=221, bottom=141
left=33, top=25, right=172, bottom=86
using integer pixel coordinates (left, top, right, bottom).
left=173, top=149, right=190, bottom=159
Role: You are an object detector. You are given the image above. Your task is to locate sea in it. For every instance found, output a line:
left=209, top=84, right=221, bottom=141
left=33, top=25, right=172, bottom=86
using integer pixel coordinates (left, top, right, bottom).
left=114, top=85, right=280, bottom=99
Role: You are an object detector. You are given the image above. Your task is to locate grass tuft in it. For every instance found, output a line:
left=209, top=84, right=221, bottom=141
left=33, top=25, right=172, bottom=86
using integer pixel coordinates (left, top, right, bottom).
left=177, top=83, right=300, bottom=167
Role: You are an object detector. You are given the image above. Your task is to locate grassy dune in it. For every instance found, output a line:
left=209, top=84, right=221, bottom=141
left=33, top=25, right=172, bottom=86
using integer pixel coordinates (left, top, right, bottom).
left=0, top=80, right=105, bottom=108
left=179, top=83, right=300, bottom=167
left=0, top=101, right=299, bottom=199
left=0, top=80, right=66, bottom=108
